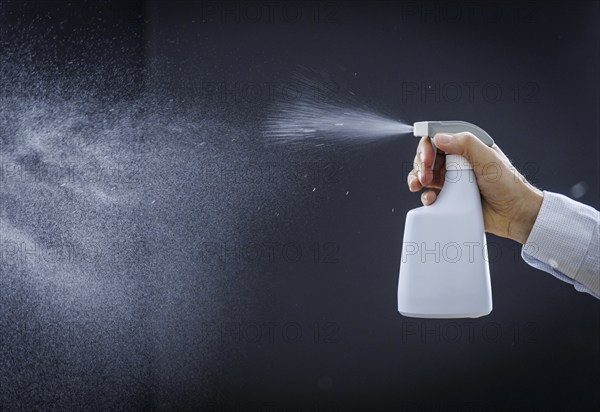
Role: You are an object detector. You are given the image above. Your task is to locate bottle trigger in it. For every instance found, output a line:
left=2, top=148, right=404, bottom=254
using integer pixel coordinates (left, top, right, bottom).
left=430, top=139, right=437, bottom=170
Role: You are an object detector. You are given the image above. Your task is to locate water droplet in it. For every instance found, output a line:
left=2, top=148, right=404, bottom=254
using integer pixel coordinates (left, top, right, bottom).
left=570, top=181, right=587, bottom=199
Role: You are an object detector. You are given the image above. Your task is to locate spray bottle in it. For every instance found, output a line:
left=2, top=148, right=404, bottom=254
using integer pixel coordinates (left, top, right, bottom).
left=397, top=121, right=494, bottom=318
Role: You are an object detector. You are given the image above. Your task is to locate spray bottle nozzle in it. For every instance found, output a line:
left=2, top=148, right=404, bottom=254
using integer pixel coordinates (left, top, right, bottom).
left=413, top=121, right=495, bottom=169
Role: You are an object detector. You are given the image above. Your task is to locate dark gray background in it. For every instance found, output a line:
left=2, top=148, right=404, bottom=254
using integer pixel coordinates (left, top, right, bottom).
left=0, top=1, right=598, bottom=411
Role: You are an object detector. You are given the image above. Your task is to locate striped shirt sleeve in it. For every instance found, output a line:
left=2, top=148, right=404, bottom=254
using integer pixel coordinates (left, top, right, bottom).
left=521, top=191, right=600, bottom=299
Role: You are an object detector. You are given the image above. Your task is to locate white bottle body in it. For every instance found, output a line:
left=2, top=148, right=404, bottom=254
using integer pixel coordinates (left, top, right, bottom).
left=398, top=155, right=493, bottom=318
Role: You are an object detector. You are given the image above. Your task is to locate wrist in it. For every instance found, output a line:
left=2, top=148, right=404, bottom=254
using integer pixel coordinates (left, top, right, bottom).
left=510, top=186, right=544, bottom=244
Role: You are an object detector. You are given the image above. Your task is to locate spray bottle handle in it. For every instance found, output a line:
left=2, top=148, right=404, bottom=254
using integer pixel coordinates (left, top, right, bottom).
left=413, top=121, right=495, bottom=169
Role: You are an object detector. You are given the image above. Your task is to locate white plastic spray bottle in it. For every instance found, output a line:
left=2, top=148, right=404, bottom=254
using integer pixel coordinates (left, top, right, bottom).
left=397, top=121, right=494, bottom=318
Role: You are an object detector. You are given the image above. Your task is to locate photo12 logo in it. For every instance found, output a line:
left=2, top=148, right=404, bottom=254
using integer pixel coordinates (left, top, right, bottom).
left=0, top=160, right=140, bottom=186
left=398, top=81, right=540, bottom=105
left=402, top=241, right=488, bottom=264
left=201, top=320, right=340, bottom=345
left=0, top=240, right=103, bottom=266
left=201, top=241, right=340, bottom=265
left=400, top=319, right=539, bottom=345
left=402, top=241, right=539, bottom=264
left=200, top=160, right=341, bottom=186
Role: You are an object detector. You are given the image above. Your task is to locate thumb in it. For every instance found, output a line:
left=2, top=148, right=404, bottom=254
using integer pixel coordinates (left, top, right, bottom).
left=433, top=132, right=497, bottom=173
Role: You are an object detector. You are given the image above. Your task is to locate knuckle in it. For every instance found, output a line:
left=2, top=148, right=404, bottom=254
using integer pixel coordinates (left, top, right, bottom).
left=460, top=132, right=477, bottom=144
left=456, top=132, right=477, bottom=158
left=413, top=157, right=422, bottom=172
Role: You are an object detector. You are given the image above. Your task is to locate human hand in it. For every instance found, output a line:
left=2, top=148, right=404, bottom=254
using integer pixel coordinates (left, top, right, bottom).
left=406, top=132, right=544, bottom=244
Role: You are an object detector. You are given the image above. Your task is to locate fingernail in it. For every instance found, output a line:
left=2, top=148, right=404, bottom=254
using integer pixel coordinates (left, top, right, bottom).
left=419, top=151, right=425, bottom=162
left=408, top=174, right=416, bottom=186
left=435, top=134, right=453, bottom=145
left=421, top=192, right=430, bottom=205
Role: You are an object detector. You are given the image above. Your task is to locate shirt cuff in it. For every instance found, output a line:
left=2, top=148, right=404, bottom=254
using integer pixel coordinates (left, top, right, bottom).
left=521, top=191, right=599, bottom=295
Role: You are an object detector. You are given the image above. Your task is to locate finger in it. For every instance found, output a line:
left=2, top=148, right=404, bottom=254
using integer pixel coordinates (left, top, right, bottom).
left=412, top=151, right=445, bottom=190
left=432, top=148, right=445, bottom=170
left=413, top=137, right=427, bottom=183
left=427, top=152, right=446, bottom=189
left=421, top=188, right=440, bottom=206
left=416, top=136, right=435, bottom=185
left=426, top=174, right=444, bottom=190
left=433, top=132, right=498, bottom=178
left=412, top=150, right=424, bottom=185
left=407, top=169, right=422, bottom=192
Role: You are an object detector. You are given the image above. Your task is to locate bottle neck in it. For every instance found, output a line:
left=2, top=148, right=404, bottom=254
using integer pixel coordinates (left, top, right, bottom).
left=445, top=154, right=472, bottom=170
left=433, top=155, right=480, bottom=208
